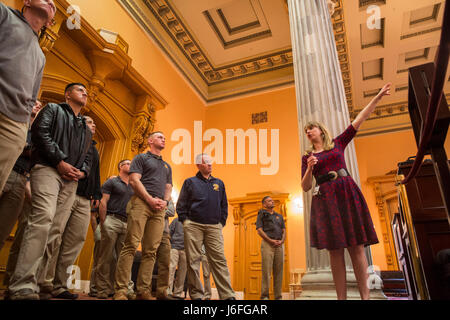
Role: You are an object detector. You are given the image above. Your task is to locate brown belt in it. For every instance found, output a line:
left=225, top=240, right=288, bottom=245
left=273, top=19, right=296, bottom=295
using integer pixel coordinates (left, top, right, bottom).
left=108, top=213, right=127, bottom=223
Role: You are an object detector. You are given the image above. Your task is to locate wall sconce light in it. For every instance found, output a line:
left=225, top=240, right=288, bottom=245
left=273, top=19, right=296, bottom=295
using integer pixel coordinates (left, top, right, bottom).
left=289, top=194, right=304, bottom=215
left=171, top=187, right=179, bottom=204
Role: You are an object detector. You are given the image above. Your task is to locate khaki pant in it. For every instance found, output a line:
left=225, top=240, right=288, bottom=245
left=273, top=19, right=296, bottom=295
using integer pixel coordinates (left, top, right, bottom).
left=3, top=197, right=32, bottom=287
left=201, top=254, right=212, bottom=299
left=0, top=113, right=28, bottom=197
left=168, top=248, right=187, bottom=297
left=260, top=240, right=284, bottom=300
left=155, top=232, right=170, bottom=297
left=183, top=219, right=235, bottom=300
left=8, top=164, right=78, bottom=294
left=0, top=170, right=27, bottom=250
left=115, top=195, right=165, bottom=295
left=89, top=225, right=102, bottom=295
left=38, top=195, right=91, bottom=296
left=96, top=215, right=127, bottom=296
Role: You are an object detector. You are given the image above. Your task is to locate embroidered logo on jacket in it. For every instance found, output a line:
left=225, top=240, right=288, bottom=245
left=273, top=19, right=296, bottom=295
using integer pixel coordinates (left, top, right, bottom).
left=213, top=183, right=220, bottom=191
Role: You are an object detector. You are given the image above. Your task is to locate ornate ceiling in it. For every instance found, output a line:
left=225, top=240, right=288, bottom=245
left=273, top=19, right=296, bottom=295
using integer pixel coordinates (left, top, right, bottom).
left=117, top=0, right=449, bottom=136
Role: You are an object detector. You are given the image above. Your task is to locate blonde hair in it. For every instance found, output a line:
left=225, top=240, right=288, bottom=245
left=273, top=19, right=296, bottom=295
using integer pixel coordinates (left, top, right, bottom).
left=303, top=121, right=335, bottom=155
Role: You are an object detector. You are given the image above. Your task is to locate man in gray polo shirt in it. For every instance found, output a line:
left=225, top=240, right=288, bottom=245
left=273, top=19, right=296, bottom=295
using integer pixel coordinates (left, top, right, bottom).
left=114, top=131, right=172, bottom=300
left=0, top=1, right=56, bottom=195
left=256, top=196, right=286, bottom=300
left=95, top=159, right=134, bottom=299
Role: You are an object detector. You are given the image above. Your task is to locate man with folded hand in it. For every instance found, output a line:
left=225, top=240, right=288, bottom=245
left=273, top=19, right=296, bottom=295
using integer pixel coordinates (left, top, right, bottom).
left=114, top=131, right=172, bottom=300
left=8, top=83, right=93, bottom=300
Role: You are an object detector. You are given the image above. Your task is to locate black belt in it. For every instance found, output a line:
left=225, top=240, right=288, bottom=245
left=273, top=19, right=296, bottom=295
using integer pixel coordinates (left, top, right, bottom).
left=108, top=213, right=127, bottom=223
left=13, top=166, right=30, bottom=178
left=316, top=168, right=349, bottom=185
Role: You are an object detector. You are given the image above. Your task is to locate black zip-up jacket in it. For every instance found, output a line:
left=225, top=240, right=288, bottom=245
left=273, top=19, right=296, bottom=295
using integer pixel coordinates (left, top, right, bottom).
left=176, top=171, right=228, bottom=227
left=31, top=103, right=92, bottom=176
left=76, top=141, right=101, bottom=200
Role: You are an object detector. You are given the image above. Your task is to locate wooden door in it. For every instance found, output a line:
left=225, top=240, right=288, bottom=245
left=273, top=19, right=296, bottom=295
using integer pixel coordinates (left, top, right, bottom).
left=244, top=212, right=263, bottom=300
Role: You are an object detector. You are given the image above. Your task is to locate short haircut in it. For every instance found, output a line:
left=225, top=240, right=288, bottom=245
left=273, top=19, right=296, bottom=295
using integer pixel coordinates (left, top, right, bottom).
left=148, top=131, right=164, bottom=139
left=118, top=159, right=131, bottom=172
left=65, top=82, right=86, bottom=94
left=262, top=196, right=271, bottom=204
left=195, top=153, right=209, bottom=165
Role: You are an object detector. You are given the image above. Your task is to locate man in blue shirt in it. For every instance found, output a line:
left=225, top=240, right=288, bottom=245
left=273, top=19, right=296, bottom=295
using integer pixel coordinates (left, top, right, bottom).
left=176, top=154, right=235, bottom=300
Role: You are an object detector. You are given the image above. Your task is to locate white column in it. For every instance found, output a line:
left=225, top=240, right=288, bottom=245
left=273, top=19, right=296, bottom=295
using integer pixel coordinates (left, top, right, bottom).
left=287, top=0, right=384, bottom=299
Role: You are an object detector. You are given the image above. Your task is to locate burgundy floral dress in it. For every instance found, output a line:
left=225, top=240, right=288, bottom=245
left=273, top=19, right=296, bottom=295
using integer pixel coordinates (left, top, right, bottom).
left=301, top=124, right=379, bottom=250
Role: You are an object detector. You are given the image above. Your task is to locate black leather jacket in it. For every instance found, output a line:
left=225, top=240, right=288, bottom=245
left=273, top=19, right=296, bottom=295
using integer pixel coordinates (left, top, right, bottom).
left=31, top=103, right=92, bottom=176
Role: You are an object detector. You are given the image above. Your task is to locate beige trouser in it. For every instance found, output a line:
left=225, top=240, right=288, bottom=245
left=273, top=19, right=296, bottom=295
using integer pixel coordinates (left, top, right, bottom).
left=89, top=225, right=102, bottom=294
left=168, top=248, right=187, bottom=297
left=0, top=170, right=27, bottom=250
left=96, top=215, right=127, bottom=296
left=3, top=197, right=32, bottom=287
left=183, top=219, right=235, bottom=300
left=201, top=254, right=212, bottom=299
left=37, top=195, right=91, bottom=296
left=260, top=240, right=284, bottom=300
left=8, top=164, right=78, bottom=294
left=115, top=195, right=165, bottom=295
left=0, top=113, right=28, bottom=197
left=155, top=232, right=171, bottom=297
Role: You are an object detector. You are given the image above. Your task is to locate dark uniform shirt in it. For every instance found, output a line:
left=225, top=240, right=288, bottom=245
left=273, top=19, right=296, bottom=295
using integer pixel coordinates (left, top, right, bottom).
left=169, top=218, right=184, bottom=250
left=102, top=176, right=134, bottom=218
left=176, top=172, right=228, bottom=226
left=129, top=152, right=172, bottom=199
left=76, top=141, right=102, bottom=200
left=256, top=209, right=285, bottom=240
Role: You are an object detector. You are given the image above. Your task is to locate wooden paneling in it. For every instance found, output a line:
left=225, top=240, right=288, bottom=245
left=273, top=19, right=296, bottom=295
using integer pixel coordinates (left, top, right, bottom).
left=395, top=160, right=450, bottom=299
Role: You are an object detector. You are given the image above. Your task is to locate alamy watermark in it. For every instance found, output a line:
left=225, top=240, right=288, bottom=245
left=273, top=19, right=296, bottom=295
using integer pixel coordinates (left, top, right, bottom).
left=66, top=265, right=81, bottom=290
left=171, top=121, right=279, bottom=175
left=366, top=5, right=382, bottom=30
left=367, top=265, right=383, bottom=290
left=66, top=5, right=81, bottom=30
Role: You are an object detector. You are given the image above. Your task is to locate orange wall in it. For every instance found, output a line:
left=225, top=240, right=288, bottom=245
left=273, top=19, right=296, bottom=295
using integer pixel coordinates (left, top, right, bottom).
left=205, top=87, right=306, bottom=278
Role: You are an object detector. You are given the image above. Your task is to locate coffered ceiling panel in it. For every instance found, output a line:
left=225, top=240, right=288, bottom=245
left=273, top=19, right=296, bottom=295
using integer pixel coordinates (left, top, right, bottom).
left=118, top=0, right=295, bottom=102
left=342, top=0, right=450, bottom=136
left=171, top=0, right=291, bottom=66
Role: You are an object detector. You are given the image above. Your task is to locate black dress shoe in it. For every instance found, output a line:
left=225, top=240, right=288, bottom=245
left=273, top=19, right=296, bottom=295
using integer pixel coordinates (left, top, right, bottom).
left=225, top=297, right=236, bottom=300
left=54, top=291, right=79, bottom=300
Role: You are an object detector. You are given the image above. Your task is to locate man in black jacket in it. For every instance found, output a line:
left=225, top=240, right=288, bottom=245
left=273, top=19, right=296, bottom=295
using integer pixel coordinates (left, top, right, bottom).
left=8, top=83, right=92, bottom=300
left=176, top=153, right=235, bottom=300
left=38, top=116, right=102, bottom=300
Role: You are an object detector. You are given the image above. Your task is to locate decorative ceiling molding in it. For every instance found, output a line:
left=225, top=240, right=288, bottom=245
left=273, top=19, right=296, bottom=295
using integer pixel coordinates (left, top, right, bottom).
left=330, top=0, right=355, bottom=113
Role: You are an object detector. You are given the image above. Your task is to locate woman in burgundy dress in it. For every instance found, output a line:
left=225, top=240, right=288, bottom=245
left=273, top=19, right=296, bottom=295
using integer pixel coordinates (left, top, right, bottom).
left=301, top=83, right=391, bottom=300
